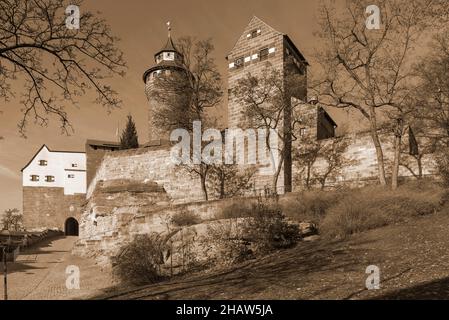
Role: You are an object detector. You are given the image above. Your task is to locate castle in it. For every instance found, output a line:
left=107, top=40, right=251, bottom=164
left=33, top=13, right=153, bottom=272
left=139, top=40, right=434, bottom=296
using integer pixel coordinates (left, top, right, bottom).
left=21, top=16, right=436, bottom=242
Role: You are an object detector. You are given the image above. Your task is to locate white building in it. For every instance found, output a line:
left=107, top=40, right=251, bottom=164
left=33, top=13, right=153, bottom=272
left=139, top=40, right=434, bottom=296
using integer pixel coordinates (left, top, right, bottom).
left=21, top=145, right=86, bottom=195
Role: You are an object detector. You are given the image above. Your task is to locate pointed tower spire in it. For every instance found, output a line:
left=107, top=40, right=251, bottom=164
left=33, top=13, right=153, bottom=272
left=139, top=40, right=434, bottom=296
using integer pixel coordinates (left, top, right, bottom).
left=167, top=21, right=171, bottom=38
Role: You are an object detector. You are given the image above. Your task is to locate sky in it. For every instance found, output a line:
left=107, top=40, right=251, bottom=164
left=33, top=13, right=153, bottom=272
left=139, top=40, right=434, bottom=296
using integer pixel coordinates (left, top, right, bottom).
left=0, top=0, right=359, bottom=213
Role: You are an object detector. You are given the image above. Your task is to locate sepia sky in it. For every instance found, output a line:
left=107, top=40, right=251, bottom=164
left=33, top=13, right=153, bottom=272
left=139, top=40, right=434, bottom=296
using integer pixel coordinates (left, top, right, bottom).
left=0, top=0, right=360, bottom=213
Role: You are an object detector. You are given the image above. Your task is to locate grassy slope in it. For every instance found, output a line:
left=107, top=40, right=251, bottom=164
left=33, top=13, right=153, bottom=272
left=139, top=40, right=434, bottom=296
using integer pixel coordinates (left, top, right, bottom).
left=96, top=207, right=449, bottom=300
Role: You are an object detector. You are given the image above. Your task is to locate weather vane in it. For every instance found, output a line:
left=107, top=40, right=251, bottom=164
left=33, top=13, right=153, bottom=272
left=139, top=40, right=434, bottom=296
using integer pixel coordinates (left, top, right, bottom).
left=167, top=21, right=171, bottom=36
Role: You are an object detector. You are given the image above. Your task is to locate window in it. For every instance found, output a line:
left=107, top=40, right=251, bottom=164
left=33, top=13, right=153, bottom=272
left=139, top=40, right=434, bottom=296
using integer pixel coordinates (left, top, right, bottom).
left=164, top=52, right=174, bottom=61
left=68, top=174, right=75, bottom=179
left=249, top=29, right=261, bottom=39
left=45, top=175, right=55, bottom=182
left=71, top=163, right=78, bottom=168
left=30, top=175, right=39, bottom=182
left=234, top=57, right=244, bottom=69
left=259, top=48, right=269, bottom=61
left=300, top=128, right=308, bottom=137
left=39, top=160, right=47, bottom=166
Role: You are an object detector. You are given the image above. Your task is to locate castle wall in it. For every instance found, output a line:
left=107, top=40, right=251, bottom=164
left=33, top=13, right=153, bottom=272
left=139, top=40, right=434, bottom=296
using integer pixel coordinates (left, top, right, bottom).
left=293, top=131, right=438, bottom=190
left=22, top=187, right=85, bottom=231
left=86, top=146, right=204, bottom=204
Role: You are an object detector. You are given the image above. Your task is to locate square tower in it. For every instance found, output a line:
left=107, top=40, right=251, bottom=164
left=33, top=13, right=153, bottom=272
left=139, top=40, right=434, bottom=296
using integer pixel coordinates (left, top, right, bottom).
left=226, top=16, right=309, bottom=193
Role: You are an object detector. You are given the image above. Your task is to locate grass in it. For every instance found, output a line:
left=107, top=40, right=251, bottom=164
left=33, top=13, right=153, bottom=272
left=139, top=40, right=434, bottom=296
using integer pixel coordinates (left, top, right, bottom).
left=281, top=180, right=446, bottom=239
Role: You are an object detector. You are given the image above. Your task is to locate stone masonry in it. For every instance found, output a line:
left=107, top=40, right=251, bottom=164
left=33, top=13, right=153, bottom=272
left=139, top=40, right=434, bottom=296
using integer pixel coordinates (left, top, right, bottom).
left=23, top=187, right=85, bottom=231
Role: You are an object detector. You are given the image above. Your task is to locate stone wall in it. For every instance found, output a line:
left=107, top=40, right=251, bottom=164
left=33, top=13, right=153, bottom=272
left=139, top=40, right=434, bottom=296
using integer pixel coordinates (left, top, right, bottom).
left=86, top=145, right=204, bottom=204
left=22, top=186, right=85, bottom=231
left=292, top=130, right=437, bottom=190
left=74, top=177, right=249, bottom=267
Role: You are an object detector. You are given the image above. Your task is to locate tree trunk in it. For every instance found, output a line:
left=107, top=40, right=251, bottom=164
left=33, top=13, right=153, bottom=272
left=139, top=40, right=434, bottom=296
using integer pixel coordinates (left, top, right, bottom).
left=417, top=155, right=423, bottom=179
left=306, top=164, right=312, bottom=190
left=369, top=108, right=387, bottom=186
left=392, top=134, right=402, bottom=190
left=272, top=152, right=285, bottom=195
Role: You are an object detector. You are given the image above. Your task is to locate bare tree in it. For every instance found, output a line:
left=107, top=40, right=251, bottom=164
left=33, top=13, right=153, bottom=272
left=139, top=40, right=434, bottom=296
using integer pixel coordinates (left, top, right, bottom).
left=208, top=164, right=256, bottom=199
left=2, top=208, right=22, bottom=231
left=0, top=0, right=126, bottom=137
left=293, top=135, right=323, bottom=190
left=313, top=137, right=354, bottom=190
left=414, top=32, right=449, bottom=146
left=232, top=64, right=306, bottom=192
left=313, top=0, right=449, bottom=188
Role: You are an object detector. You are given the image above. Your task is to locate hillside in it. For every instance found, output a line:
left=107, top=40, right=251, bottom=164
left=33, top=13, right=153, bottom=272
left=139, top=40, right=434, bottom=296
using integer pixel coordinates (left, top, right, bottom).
left=95, top=207, right=449, bottom=300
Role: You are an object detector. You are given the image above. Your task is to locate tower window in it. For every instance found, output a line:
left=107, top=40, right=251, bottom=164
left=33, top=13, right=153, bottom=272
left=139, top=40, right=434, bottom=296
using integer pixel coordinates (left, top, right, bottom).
left=68, top=174, right=75, bottom=179
left=259, top=48, right=269, bottom=61
left=30, top=175, right=39, bottom=182
left=72, top=163, right=78, bottom=168
left=164, top=52, right=175, bottom=61
left=45, top=175, right=55, bottom=182
left=234, top=57, right=244, bottom=69
left=249, top=29, right=261, bottom=39
left=39, top=160, right=47, bottom=166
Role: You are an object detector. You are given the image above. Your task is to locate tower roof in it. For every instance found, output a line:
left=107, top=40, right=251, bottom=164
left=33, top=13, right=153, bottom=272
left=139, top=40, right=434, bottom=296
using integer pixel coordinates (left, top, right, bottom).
left=154, top=35, right=179, bottom=57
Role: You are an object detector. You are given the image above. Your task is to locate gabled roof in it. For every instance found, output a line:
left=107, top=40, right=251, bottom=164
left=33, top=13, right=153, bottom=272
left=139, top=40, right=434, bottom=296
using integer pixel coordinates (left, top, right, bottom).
left=226, top=16, right=281, bottom=58
left=226, top=15, right=309, bottom=65
left=21, top=144, right=85, bottom=172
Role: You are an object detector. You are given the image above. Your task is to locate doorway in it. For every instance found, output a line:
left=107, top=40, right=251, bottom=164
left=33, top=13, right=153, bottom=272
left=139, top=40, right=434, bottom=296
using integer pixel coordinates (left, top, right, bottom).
left=65, top=217, right=79, bottom=236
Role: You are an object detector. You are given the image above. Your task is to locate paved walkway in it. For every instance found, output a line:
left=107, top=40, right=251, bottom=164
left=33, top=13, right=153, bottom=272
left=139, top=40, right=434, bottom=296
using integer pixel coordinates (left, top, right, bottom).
left=0, top=236, right=114, bottom=300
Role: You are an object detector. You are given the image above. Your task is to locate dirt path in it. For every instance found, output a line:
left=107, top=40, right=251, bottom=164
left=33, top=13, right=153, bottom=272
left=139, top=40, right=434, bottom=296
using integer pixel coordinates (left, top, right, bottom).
left=0, top=236, right=115, bottom=300
left=97, top=211, right=449, bottom=300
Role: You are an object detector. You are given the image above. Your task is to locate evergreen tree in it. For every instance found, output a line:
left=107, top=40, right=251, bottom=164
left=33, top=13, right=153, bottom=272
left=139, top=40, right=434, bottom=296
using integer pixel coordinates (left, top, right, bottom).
left=120, top=115, right=139, bottom=149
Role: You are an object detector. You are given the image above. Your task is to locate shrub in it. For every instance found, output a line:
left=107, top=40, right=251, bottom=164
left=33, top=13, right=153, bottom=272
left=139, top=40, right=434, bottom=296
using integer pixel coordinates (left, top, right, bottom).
left=319, top=182, right=443, bottom=239
left=171, top=210, right=201, bottom=227
left=280, top=191, right=343, bottom=224
left=112, top=233, right=167, bottom=285
left=218, top=201, right=256, bottom=219
left=242, top=199, right=300, bottom=252
left=320, top=196, right=389, bottom=239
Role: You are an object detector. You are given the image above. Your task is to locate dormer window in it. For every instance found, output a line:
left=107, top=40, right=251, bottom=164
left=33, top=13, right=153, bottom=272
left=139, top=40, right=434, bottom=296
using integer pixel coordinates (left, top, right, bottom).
left=39, top=160, right=47, bottom=166
left=30, top=175, right=39, bottom=182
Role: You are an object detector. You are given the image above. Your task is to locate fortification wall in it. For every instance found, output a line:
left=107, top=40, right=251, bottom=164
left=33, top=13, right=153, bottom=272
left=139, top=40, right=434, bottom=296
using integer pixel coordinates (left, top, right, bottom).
left=293, top=130, right=437, bottom=190
left=86, top=146, right=205, bottom=204
left=22, top=187, right=85, bottom=231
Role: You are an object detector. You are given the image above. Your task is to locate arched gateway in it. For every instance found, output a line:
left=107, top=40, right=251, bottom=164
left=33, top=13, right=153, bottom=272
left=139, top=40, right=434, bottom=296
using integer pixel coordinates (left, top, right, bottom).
left=65, top=217, right=79, bottom=236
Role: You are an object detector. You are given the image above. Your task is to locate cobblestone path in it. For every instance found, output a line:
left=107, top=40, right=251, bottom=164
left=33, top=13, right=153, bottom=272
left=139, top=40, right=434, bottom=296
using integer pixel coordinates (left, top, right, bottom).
left=0, top=236, right=115, bottom=300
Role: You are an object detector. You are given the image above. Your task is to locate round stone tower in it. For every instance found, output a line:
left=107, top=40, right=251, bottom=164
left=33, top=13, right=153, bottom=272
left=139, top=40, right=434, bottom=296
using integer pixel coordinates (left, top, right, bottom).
left=143, top=22, right=186, bottom=144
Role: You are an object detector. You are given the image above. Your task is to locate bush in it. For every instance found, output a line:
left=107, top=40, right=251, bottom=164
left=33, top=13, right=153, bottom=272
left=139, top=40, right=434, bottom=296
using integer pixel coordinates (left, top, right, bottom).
left=243, top=199, right=300, bottom=251
left=280, top=191, right=343, bottom=224
left=171, top=210, right=201, bottom=227
left=320, top=197, right=389, bottom=239
left=319, top=183, right=443, bottom=239
left=218, top=201, right=257, bottom=219
left=112, top=233, right=167, bottom=285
